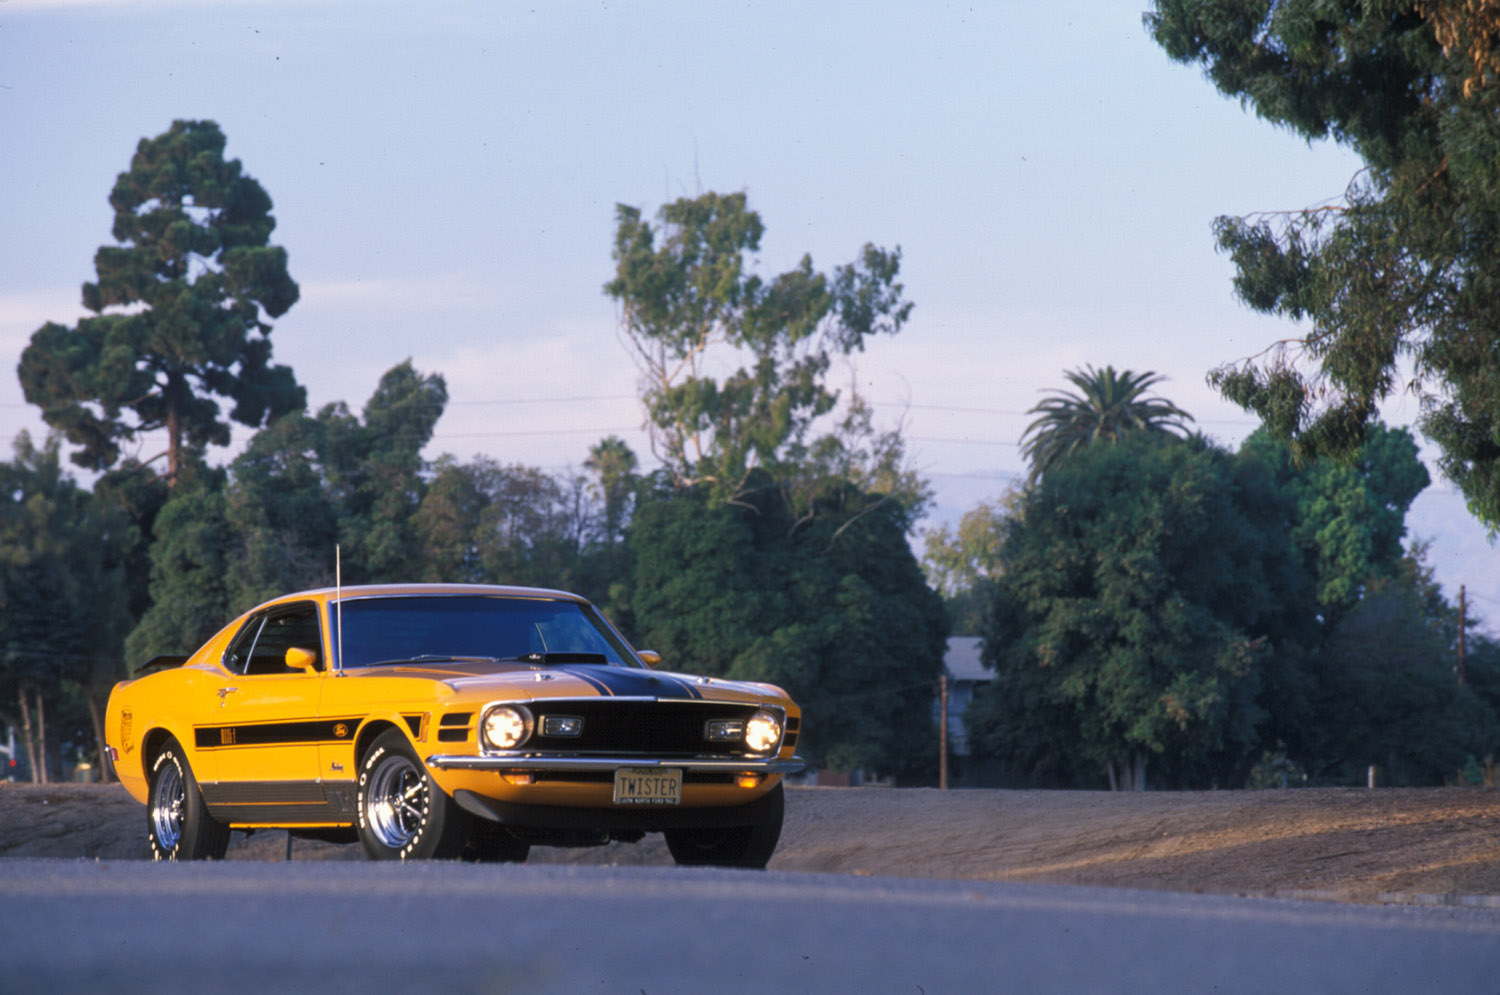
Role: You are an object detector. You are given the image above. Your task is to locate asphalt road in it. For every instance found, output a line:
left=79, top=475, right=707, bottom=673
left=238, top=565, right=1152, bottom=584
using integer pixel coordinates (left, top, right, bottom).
left=2, top=860, right=1498, bottom=994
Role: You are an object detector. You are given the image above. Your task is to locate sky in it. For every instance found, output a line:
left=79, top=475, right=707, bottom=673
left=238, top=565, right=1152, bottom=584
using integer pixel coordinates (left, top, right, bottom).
left=1, top=0, right=1495, bottom=632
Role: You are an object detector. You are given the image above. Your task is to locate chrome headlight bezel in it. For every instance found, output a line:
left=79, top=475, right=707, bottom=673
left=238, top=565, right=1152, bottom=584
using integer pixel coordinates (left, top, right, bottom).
left=480, top=704, right=534, bottom=751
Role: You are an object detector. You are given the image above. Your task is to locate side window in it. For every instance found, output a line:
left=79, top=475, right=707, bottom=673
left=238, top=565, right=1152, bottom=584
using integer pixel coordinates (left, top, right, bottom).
left=228, top=603, right=322, bottom=676
left=246, top=605, right=322, bottom=675
left=223, top=617, right=265, bottom=676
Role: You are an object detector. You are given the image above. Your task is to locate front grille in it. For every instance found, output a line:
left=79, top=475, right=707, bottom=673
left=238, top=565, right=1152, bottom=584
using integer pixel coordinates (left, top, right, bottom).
left=526, top=700, right=767, bottom=756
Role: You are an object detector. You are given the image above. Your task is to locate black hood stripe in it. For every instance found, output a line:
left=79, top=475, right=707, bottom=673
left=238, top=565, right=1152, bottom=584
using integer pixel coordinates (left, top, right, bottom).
left=552, top=664, right=703, bottom=700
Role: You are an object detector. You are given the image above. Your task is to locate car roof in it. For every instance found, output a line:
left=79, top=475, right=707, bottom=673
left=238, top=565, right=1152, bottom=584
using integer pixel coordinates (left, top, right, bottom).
left=255, top=583, right=589, bottom=610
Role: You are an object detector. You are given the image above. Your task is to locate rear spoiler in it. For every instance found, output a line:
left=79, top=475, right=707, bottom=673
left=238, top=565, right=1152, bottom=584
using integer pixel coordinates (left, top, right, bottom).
left=133, top=654, right=190, bottom=675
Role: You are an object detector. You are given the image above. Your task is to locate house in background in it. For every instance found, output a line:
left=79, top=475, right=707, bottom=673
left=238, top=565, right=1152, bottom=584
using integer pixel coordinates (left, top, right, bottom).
left=938, top=637, right=985, bottom=757
left=936, top=636, right=1010, bottom=787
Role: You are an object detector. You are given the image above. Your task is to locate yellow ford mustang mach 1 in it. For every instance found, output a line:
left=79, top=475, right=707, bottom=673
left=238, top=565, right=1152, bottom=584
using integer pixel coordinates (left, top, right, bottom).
left=105, top=584, right=803, bottom=866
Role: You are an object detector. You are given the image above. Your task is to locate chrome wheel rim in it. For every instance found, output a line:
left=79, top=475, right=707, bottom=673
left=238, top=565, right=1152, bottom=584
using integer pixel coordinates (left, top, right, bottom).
left=151, top=760, right=184, bottom=851
left=366, top=753, right=427, bottom=850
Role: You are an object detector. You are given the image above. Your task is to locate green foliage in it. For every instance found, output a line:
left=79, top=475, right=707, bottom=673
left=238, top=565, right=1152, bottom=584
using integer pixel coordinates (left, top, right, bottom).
left=629, top=475, right=947, bottom=779
left=971, top=410, right=1493, bottom=789
left=585, top=435, right=639, bottom=545
left=1240, top=423, right=1430, bottom=613
left=123, top=461, right=233, bottom=664
left=1020, top=365, right=1193, bottom=486
left=413, top=456, right=591, bottom=593
left=970, top=433, right=1308, bottom=789
left=320, top=361, right=448, bottom=582
left=123, top=361, right=449, bottom=657
left=1464, top=634, right=1500, bottom=724
left=224, top=411, right=339, bottom=608
left=921, top=497, right=1013, bottom=636
left=91, top=461, right=170, bottom=625
left=0, top=433, right=135, bottom=693
left=1311, top=583, right=1497, bottom=785
left=604, top=192, right=915, bottom=508
left=0, top=434, right=136, bottom=779
left=1147, top=1, right=1500, bottom=527
left=19, top=120, right=303, bottom=482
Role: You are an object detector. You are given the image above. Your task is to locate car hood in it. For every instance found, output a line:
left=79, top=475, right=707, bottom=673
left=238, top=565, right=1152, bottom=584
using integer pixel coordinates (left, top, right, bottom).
left=353, top=660, right=781, bottom=703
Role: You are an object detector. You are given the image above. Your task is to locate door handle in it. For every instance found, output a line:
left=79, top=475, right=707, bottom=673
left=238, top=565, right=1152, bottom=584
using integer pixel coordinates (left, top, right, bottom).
left=217, top=687, right=238, bottom=700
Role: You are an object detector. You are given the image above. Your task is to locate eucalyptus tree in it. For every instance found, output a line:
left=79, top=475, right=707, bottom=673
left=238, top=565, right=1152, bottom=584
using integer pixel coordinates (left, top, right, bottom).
left=1148, top=0, right=1500, bottom=527
left=604, top=191, right=916, bottom=511
left=19, top=120, right=302, bottom=485
left=1019, top=365, right=1193, bottom=485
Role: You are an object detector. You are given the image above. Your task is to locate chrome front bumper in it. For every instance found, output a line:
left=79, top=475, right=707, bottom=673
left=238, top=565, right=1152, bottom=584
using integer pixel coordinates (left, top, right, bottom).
left=424, top=754, right=806, bottom=775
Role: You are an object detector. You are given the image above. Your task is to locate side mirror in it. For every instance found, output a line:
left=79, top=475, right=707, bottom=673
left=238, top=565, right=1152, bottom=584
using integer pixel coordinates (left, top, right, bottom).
left=637, top=650, right=662, bottom=669
left=285, top=646, right=319, bottom=673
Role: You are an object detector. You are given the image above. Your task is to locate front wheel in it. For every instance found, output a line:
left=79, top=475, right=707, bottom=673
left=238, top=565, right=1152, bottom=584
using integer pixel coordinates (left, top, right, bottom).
left=356, top=729, right=470, bottom=860
left=664, top=782, right=784, bottom=869
left=147, top=741, right=230, bottom=861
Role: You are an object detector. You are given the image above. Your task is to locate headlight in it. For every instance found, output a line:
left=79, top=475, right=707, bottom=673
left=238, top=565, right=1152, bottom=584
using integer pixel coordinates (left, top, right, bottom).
left=744, top=709, right=783, bottom=754
left=481, top=705, right=533, bottom=750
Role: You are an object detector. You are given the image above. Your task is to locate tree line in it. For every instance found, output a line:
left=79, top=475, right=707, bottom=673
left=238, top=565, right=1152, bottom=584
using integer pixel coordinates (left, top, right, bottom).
left=927, top=366, right=1499, bottom=789
left=919, top=0, right=1500, bottom=790
left=10, top=48, right=1500, bottom=791
left=0, top=123, right=943, bottom=782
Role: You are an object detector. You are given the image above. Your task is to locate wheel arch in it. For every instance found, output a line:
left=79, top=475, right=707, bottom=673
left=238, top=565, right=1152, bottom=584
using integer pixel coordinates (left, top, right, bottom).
left=354, top=718, right=407, bottom=767
left=141, top=727, right=179, bottom=775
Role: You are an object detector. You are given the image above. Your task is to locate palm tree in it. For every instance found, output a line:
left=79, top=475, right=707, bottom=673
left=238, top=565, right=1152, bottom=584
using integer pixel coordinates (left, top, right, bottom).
left=1020, top=365, right=1194, bottom=485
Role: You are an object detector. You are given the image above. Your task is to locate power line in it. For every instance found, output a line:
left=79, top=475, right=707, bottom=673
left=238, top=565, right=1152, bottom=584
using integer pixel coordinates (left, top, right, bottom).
left=446, top=394, right=637, bottom=406
left=909, top=436, right=1018, bottom=447
left=435, top=426, right=642, bottom=440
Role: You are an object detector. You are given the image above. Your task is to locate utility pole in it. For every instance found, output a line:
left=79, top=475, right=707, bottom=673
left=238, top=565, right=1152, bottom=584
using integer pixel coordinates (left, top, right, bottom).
left=1458, top=584, right=1467, bottom=687
left=939, top=672, right=949, bottom=790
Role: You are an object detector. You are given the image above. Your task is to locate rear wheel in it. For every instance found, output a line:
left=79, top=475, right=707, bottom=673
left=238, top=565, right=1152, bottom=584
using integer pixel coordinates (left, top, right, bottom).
left=147, top=741, right=230, bottom=861
left=664, top=782, right=784, bottom=869
left=356, top=729, right=470, bottom=860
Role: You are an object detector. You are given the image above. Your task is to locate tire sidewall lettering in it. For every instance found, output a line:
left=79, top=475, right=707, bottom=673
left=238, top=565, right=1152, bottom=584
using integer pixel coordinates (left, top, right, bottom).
left=400, top=784, right=430, bottom=859
left=149, top=747, right=184, bottom=862
left=356, top=745, right=387, bottom=831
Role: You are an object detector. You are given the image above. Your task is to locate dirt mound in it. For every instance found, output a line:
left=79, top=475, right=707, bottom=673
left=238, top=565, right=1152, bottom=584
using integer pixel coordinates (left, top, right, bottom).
left=4, top=782, right=1498, bottom=903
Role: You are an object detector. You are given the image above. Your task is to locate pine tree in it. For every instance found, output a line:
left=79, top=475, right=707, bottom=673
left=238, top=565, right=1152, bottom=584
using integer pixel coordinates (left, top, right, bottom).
left=19, top=120, right=303, bottom=484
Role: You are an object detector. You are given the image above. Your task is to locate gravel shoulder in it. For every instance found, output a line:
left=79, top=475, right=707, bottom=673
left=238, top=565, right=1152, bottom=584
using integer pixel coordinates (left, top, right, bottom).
left=4, top=782, right=1498, bottom=904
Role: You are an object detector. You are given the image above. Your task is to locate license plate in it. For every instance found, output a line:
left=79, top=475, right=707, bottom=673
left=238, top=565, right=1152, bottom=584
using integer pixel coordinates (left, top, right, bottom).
left=613, top=767, right=682, bottom=805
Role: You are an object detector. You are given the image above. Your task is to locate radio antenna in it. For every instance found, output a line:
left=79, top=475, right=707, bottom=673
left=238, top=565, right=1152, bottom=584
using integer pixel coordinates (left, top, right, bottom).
left=335, top=544, right=345, bottom=677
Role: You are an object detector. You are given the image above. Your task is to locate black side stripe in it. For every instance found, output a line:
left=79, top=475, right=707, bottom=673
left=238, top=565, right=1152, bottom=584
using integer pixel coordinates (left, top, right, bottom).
left=194, top=717, right=361, bottom=750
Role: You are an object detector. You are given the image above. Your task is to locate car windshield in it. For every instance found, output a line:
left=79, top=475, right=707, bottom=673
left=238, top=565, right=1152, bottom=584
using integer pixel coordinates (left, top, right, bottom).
left=331, top=595, right=637, bottom=669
